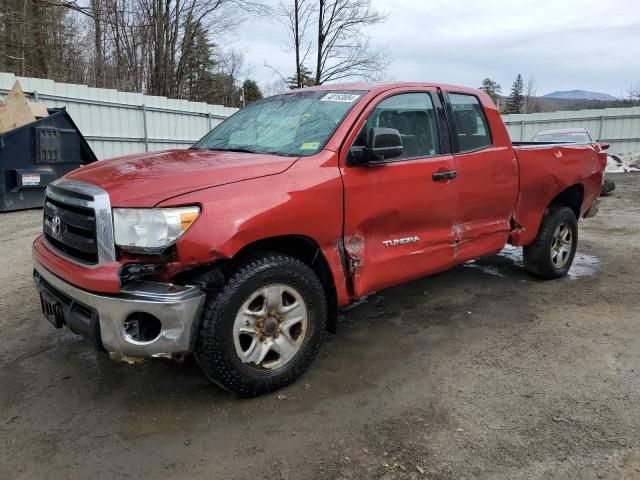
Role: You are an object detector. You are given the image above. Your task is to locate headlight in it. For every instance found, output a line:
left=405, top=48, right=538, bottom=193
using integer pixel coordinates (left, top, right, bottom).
left=113, top=206, right=200, bottom=251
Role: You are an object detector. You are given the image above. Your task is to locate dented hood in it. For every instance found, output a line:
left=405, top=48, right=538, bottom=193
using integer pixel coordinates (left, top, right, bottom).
left=65, top=149, right=298, bottom=207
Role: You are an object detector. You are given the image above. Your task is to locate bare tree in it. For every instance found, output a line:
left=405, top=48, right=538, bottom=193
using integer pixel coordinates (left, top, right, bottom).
left=0, top=0, right=262, bottom=105
left=279, top=0, right=390, bottom=86
left=628, top=83, right=640, bottom=100
left=0, top=0, right=90, bottom=81
left=263, top=77, right=288, bottom=97
left=523, top=75, right=539, bottom=113
left=90, top=0, right=104, bottom=86
left=278, top=0, right=314, bottom=88
left=314, top=0, right=388, bottom=85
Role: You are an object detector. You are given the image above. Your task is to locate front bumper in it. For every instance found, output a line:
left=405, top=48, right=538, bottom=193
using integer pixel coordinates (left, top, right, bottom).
left=33, top=260, right=206, bottom=356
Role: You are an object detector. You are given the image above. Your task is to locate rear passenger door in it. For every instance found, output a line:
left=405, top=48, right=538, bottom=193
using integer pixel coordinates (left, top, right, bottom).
left=341, top=89, right=458, bottom=297
left=445, top=92, right=519, bottom=263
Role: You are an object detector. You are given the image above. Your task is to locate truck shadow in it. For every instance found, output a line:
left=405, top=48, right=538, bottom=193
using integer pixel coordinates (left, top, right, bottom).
left=7, top=245, right=601, bottom=444
left=70, top=245, right=600, bottom=405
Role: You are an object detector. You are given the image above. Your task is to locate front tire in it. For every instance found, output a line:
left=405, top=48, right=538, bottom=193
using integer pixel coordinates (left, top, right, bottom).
left=195, top=253, right=327, bottom=397
left=523, top=205, right=578, bottom=279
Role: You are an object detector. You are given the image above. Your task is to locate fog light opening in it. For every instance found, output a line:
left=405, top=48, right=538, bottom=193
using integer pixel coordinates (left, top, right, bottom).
left=123, top=313, right=162, bottom=344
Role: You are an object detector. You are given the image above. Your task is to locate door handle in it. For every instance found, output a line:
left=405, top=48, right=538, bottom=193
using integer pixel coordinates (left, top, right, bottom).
left=432, top=170, right=457, bottom=181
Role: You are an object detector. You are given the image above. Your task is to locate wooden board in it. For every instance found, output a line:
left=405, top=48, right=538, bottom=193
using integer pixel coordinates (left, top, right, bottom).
left=28, top=101, right=49, bottom=118
left=0, top=81, right=36, bottom=133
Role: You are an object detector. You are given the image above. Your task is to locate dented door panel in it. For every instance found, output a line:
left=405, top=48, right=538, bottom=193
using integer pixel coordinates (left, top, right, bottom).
left=342, top=158, right=458, bottom=296
left=444, top=91, right=519, bottom=264
left=451, top=145, right=519, bottom=263
left=338, top=88, right=459, bottom=297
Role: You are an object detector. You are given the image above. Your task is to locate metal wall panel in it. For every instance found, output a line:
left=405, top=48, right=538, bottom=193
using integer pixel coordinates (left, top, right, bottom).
left=4, top=73, right=638, bottom=157
left=502, top=106, right=640, bottom=154
left=0, top=73, right=237, bottom=159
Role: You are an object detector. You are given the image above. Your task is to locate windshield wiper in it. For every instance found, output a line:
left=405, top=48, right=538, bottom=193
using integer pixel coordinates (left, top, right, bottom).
left=208, top=147, right=265, bottom=154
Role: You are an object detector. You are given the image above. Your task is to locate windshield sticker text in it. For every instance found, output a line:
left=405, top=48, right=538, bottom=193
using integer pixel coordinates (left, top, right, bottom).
left=320, top=93, right=361, bottom=103
left=300, top=142, right=320, bottom=150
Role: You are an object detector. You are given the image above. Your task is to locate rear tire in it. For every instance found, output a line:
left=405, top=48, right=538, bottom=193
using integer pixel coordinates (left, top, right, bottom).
left=523, top=205, right=578, bottom=279
left=195, top=253, right=327, bottom=397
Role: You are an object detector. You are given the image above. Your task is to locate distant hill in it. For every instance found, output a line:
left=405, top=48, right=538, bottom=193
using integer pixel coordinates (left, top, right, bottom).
left=543, top=90, right=618, bottom=101
left=497, top=94, right=639, bottom=113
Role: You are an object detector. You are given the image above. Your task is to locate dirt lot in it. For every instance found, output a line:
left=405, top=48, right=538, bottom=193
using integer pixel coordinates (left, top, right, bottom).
left=1, top=173, right=639, bottom=480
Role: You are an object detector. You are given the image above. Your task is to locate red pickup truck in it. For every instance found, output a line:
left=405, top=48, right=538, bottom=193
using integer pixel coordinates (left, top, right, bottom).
left=33, top=82, right=606, bottom=396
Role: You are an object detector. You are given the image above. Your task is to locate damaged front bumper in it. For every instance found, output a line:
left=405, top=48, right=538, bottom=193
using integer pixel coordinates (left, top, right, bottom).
left=33, top=260, right=206, bottom=357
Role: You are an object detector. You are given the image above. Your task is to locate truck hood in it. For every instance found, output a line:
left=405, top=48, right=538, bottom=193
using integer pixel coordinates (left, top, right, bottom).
left=66, top=149, right=298, bottom=207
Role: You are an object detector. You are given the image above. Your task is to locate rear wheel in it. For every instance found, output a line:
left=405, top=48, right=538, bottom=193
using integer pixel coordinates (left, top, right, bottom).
left=523, top=205, right=578, bottom=279
left=195, top=253, right=327, bottom=397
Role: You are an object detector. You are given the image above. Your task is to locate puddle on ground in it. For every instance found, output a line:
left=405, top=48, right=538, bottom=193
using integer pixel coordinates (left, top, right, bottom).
left=464, top=244, right=600, bottom=280
left=497, top=244, right=523, bottom=265
left=566, top=252, right=600, bottom=279
left=462, top=263, right=505, bottom=277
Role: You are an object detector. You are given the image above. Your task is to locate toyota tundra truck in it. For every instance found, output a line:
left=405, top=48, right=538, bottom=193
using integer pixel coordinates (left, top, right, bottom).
left=33, top=82, right=606, bottom=396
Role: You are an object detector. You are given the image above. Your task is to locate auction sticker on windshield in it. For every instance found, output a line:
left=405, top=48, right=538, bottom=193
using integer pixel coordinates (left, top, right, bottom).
left=320, top=93, right=361, bottom=103
left=300, top=142, right=320, bottom=150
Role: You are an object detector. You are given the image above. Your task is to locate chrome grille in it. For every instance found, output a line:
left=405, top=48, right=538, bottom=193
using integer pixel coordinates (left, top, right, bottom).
left=44, top=197, right=98, bottom=264
left=43, top=179, right=116, bottom=266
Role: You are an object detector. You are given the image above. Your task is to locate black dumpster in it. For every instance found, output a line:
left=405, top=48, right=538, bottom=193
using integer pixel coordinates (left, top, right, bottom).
left=0, top=108, right=97, bottom=212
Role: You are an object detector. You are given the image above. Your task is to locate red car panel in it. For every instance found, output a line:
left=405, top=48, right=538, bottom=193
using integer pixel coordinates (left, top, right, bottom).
left=67, top=149, right=298, bottom=207
left=338, top=87, right=458, bottom=297
left=33, top=236, right=121, bottom=293
left=510, top=143, right=603, bottom=245
left=448, top=92, right=520, bottom=263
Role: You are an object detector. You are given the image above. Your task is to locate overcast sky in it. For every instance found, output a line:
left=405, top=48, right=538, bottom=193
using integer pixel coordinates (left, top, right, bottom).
left=228, top=0, right=640, bottom=97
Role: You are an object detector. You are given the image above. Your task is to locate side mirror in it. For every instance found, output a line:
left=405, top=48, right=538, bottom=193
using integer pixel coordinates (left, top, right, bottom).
left=348, top=127, right=403, bottom=165
left=368, top=127, right=403, bottom=161
left=598, top=141, right=610, bottom=151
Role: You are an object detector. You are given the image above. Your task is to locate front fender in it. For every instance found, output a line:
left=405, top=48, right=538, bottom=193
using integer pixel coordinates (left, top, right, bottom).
left=157, top=151, right=351, bottom=306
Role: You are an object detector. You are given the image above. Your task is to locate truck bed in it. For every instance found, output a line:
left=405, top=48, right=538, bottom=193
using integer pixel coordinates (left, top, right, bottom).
left=512, top=141, right=592, bottom=150
left=511, top=143, right=604, bottom=245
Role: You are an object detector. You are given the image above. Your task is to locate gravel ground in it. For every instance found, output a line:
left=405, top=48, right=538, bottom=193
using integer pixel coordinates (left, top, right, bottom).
left=1, top=173, right=639, bottom=480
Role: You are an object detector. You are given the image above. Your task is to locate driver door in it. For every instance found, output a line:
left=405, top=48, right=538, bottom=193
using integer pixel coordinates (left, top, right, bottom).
left=340, top=89, right=459, bottom=297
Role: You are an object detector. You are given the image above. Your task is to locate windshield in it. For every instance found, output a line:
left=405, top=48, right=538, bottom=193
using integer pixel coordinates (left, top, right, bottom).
left=194, top=90, right=365, bottom=156
left=532, top=132, right=592, bottom=143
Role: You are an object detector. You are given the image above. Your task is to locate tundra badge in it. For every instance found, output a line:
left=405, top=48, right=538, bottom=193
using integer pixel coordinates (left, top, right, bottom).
left=382, top=236, right=420, bottom=247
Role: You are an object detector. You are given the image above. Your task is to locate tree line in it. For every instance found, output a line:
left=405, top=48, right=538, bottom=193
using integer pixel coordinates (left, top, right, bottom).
left=0, top=0, right=388, bottom=106
left=480, top=75, right=640, bottom=114
left=6, top=2, right=633, bottom=112
left=479, top=75, right=539, bottom=114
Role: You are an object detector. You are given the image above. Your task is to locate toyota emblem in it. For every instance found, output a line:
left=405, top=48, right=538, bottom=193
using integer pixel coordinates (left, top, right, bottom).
left=51, top=215, right=62, bottom=238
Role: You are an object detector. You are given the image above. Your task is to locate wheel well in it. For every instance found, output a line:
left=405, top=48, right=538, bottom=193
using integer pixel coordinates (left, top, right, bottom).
left=232, top=235, right=339, bottom=334
left=549, top=184, right=584, bottom=219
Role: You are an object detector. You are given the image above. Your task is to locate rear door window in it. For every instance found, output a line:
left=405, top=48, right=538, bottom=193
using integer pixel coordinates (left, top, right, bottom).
left=449, top=93, right=492, bottom=152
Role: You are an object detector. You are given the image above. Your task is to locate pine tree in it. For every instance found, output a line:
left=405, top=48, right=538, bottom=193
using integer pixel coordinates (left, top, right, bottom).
left=479, top=78, right=501, bottom=104
left=287, top=65, right=315, bottom=89
left=505, top=74, right=524, bottom=114
left=242, top=79, right=263, bottom=105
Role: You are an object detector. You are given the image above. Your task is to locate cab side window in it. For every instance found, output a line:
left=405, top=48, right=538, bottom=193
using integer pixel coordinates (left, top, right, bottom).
left=354, top=93, right=440, bottom=159
left=449, top=93, right=492, bottom=152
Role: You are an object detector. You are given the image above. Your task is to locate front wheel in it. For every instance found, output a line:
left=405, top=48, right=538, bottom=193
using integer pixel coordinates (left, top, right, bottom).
left=523, top=205, right=578, bottom=279
left=195, top=253, right=327, bottom=397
